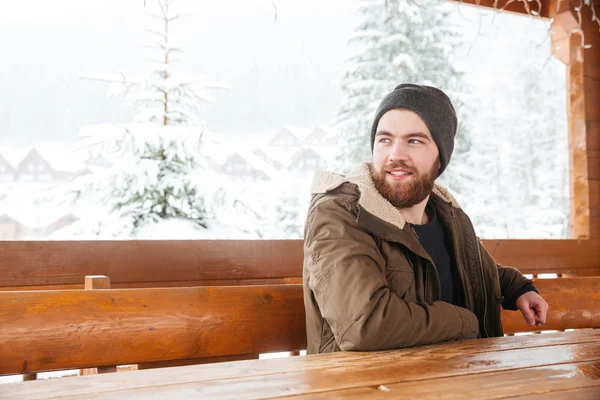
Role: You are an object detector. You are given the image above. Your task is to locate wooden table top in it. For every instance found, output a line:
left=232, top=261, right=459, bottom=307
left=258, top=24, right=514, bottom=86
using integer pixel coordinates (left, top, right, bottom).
left=2, top=330, right=599, bottom=399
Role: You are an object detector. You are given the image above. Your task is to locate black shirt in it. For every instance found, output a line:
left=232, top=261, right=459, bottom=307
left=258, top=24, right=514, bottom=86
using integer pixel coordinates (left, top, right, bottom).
left=410, top=201, right=454, bottom=304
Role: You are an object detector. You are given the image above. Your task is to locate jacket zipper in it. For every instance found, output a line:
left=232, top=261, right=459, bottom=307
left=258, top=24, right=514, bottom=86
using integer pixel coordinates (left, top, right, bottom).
left=410, top=227, right=427, bottom=302
left=410, top=226, right=440, bottom=303
left=450, top=206, right=489, bottom=338
left=474, top=230, right=489, bottom=337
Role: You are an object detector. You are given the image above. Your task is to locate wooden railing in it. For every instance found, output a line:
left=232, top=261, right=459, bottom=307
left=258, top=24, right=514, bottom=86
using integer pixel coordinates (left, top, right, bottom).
left=1, top=239, right=598, bottom=378
left=1, top=277, right=599, bottom=376
left=1, top=239, right=599, bottom=291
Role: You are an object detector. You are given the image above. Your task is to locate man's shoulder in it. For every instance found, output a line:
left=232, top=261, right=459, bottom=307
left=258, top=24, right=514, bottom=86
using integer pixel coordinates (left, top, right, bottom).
left=309, top=168, right=360, bottom=206
left=309, top=182, right=361, bottom=214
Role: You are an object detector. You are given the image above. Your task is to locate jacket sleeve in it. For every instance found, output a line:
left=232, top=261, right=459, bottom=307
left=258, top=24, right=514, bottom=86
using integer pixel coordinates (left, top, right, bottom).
left=477, top=241, right=537, bottom=311
left=305, top=196, right=479, bottom=351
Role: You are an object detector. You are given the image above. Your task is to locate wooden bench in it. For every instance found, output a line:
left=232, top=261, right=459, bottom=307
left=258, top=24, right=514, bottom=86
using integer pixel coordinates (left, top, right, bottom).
left=1, top=239, right=599, bottom=292
left=1, top=277, right=599, bottom=377
left=0, top=284, right=306, bottom=375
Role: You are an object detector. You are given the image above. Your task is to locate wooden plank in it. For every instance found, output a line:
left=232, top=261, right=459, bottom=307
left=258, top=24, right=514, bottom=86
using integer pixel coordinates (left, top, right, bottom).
left=567, top=31, right=591, bottom=239
left=1, top=331, right=598, bottom=399
left=0, top=240, right=304, bottom=288
left=85, top=275, right=111, bottom=290
left=0, top=285, right=306, bottom=374
left=3, top=338, right=599, bottom=400
left=137, top=354, right=259, bottom=370
left=502, top=277, right=600, bottom=333
left=1, top=240, right=599, bottom=292
left=482, top=239, right=600, bottom=276
left=511, top=386, right=600, bottom=400
left=292, top=362, right=600, bottom=399
left=0, top=278, right=303, bottom=292
left=82, top=276, right=115, bottom=376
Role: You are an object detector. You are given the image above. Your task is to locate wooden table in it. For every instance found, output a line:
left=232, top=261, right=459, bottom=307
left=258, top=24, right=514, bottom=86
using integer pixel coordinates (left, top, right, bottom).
left=1, top=330, right=599, bottom=399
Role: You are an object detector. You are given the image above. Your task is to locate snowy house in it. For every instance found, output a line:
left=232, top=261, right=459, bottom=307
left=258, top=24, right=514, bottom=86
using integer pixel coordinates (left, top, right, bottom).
left=290, top=147, right=333, bottom=173
left=0, top=214, right=27, bottom=240
left=45, top=213, right=80, bottom=235
left=302, top=125, right=340, bottom=147
left=268, top=126, right=312, bottom=150
left=221, top=153, right=272, bottom=181
left=0, top=153, right=17, bottom=184
left=13, top=145, right=85, bottom=184
left=253, top=148, right=284, bottom=170
left=0, top=206, right=81, bottom=240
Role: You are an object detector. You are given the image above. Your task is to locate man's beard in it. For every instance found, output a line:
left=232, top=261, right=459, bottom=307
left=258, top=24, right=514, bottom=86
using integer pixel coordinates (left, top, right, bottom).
left=371, top=158, right=440, bottom=209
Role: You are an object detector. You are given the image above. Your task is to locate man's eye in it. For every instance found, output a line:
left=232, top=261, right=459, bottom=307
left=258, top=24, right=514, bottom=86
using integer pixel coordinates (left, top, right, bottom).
left=409, top=139, right=423, bottom=145
left=380, top=138, right=391, bottom=143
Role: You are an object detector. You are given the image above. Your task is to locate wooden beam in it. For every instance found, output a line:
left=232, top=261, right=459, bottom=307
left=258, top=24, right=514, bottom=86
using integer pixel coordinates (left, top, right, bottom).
left=1, top=240, right=599, bottom=293
left=0, top=285, right=306, bottom=375
left=81, top=276, right=116, bottom=375
left=551, top=1, right=600, bottom=238
left=501, top=277, right=600, bottom=333
left=0, top=240, right=304, bottom=289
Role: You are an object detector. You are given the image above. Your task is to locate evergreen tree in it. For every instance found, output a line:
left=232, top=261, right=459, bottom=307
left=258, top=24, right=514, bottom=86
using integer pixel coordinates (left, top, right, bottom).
left=467, top=39, right=568, bottom=238
left=56, top=0, right=230, bottom=238
left=335, top=0, right=473, bottom=177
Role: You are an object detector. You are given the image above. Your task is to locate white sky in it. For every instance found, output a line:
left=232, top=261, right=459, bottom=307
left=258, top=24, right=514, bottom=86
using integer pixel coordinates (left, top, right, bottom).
left=0, top=0, right=559, bottom=146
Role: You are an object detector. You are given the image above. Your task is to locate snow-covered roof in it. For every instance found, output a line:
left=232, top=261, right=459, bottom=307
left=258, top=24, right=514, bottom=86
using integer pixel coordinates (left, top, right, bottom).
left=304, top=146, right=338, bottom=165
left=0, top=145, right=30, bottom=169
left=229, top=150, right=283, bottom=180
left=0, top=201, right=80, bottom=229
left=312, top=124, right=339, bottom=139
left=0, top=143, right=86, bottom=173
left=31, top=143, right=87, bottom=173
left=280, top=125, right=313, bottom=141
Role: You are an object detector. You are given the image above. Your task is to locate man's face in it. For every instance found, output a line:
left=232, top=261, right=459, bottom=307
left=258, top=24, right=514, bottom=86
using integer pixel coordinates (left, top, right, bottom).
left=371, top=109, right=440, bottom=209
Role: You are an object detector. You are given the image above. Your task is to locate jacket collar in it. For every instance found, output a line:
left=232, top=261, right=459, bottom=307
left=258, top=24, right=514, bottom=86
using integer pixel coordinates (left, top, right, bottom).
left=311, top=162, right=462, bottom=260
left=311, top=162, right=461, bottom=230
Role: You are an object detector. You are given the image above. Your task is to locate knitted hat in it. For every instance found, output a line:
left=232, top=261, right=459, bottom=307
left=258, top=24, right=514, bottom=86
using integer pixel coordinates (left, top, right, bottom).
left=370, top=83, right=458, bottom=176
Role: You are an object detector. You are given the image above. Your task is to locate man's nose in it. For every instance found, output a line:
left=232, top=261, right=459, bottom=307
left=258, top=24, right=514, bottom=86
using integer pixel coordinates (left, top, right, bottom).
left=388, top=143, right=410, bottom=162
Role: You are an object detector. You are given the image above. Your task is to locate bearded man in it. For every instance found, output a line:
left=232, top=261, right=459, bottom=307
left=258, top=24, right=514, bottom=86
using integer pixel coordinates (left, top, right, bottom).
left=303, top=84, right=548, bottom=353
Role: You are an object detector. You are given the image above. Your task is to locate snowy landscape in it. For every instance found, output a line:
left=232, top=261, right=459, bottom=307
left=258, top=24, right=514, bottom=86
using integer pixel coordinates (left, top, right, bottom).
left=0, top=0, right=569, bottom=241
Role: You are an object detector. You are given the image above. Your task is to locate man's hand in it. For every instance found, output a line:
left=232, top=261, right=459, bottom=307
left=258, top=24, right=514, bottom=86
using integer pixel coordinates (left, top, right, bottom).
left=516, top=291, right=549, bottom=327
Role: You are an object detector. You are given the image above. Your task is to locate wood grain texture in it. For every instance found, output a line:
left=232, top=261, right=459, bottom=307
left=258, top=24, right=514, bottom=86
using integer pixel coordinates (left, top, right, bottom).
left=502, top=277, right=600, bottom=333
left=1, top=239, right=599, bottom=291
left=0, top=285, right=306, bottom=374
left=1, top=331, right=598, bottom=400
left=0, top=240, right=304, bottom=288
left=82, top=276, right=115, bottom=375
left=136, top=354, right=259, bottom=370
left=290, top=362, right=600, bottom=399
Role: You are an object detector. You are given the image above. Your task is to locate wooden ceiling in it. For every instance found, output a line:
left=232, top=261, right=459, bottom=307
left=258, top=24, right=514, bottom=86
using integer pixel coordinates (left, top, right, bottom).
left=444, top=0, right=571, bottom=19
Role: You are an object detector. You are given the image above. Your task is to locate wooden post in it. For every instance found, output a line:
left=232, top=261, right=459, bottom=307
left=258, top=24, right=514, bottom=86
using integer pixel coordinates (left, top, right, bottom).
left=22, top=373, right=37, bottom=381
left=81, top=275, right=117, bottom=375
left=551, top=2, right=600, bottom=239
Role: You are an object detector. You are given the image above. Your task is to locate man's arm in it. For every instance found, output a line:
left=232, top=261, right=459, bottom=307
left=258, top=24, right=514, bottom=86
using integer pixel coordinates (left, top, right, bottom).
left=478, top=242, right=548, bottom=327
left=305, top=196, right=479, bottom=351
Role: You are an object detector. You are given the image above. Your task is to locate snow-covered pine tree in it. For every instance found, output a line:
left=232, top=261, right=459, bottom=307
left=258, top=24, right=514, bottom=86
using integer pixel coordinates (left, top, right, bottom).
left=57, top=0, right=230, bottom=238
left=334, top=0, right=473, bottom=177
left=467, top=39, right=568, bottom=239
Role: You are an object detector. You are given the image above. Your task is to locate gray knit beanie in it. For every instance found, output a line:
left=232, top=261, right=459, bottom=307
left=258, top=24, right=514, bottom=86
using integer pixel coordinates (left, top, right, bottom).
left=370, top=83, right=458, bottom=176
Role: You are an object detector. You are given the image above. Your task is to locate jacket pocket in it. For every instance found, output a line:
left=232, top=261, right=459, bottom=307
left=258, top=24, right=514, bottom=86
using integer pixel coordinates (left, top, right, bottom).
left=385, top=266, right=416, bottom=300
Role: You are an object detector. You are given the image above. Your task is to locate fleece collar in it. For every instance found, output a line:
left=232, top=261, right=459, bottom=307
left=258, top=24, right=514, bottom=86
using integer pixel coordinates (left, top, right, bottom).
left=311, top=162, right=461, bottom=230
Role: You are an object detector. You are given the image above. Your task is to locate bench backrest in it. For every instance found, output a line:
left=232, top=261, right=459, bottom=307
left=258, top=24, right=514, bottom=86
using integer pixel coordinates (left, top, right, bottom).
left=1, top=277, right=599, bottom=375
left=1, top=239, right=599, bottom=291
left=0, top=285, right=306, bottom=375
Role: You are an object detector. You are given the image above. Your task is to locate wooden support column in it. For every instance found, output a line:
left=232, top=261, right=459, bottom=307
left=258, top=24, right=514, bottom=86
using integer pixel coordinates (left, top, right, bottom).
left=81, top=275, right=118, bottom=375
left=551, top=1, right=600, bottom=238
left=582, top=1, right=600, bottom=238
